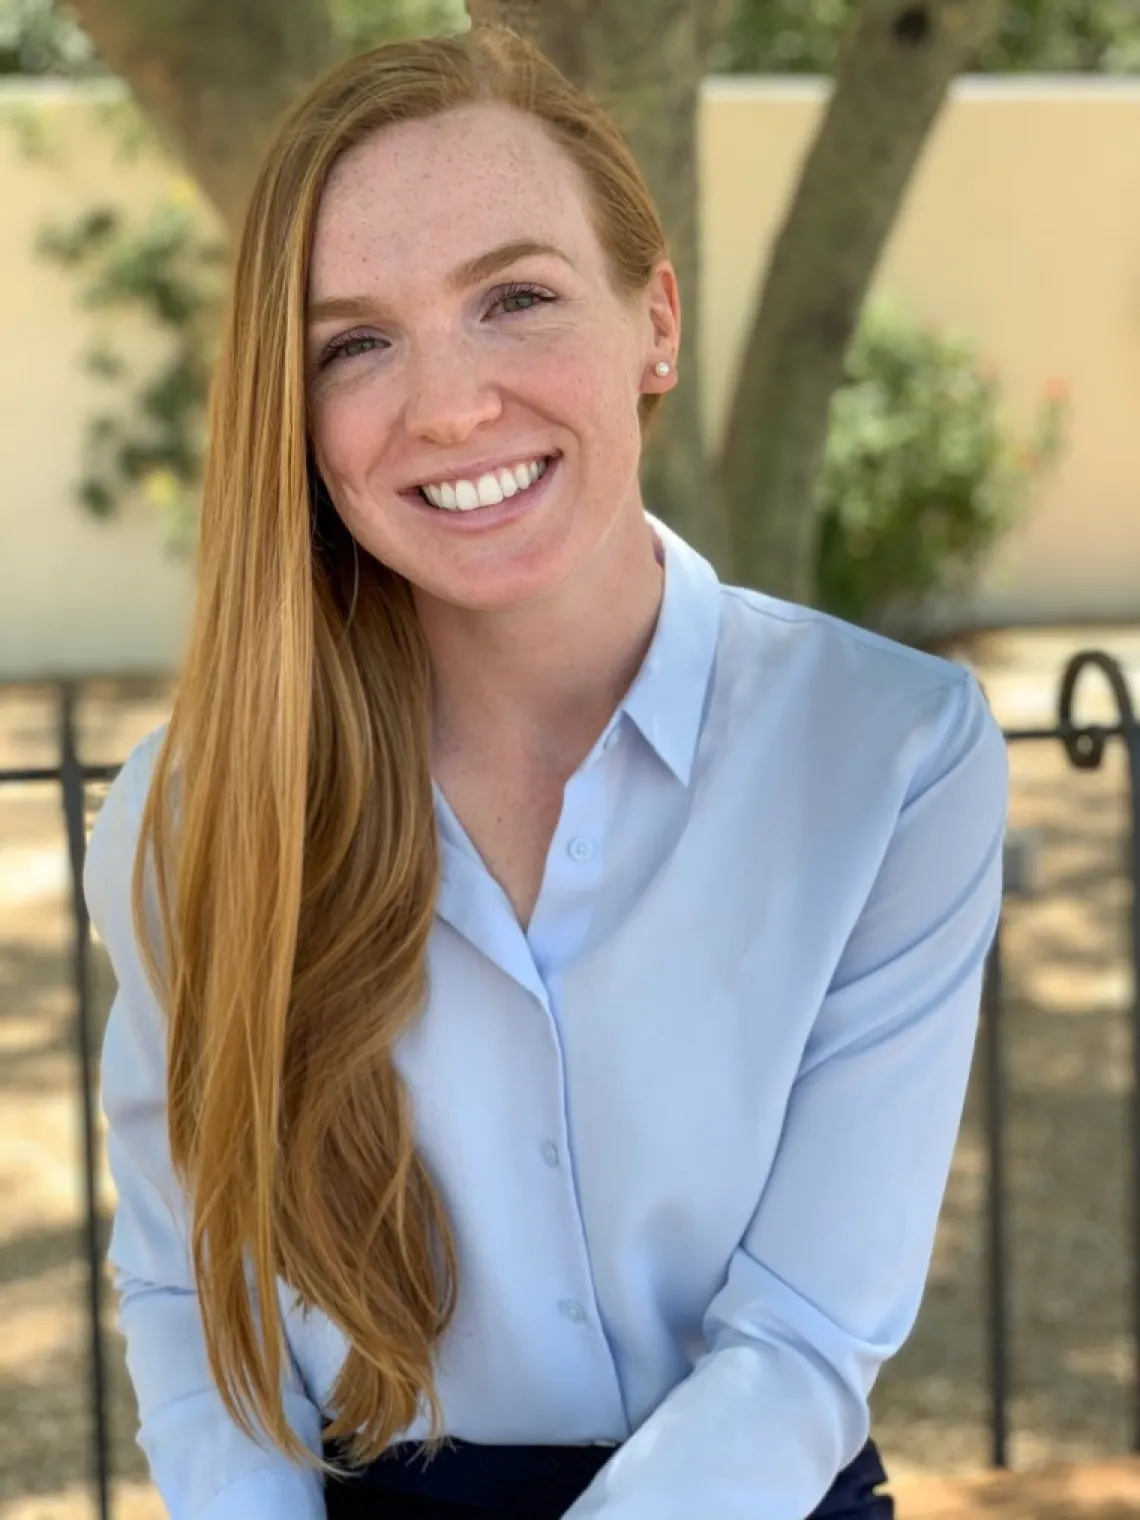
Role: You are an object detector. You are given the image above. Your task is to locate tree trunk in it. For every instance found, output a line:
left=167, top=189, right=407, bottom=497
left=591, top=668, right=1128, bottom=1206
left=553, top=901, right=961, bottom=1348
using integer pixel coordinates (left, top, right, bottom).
left=719, top=0, right=1004, bottom=600
left=69, top=0, right=336, bottom=234
left=468, top=0, right=727, bottom=564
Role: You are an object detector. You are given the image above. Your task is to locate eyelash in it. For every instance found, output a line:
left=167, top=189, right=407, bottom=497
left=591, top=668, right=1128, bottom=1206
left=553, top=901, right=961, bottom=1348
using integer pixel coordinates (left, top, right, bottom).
left=318, top=281, right=557, bottom=368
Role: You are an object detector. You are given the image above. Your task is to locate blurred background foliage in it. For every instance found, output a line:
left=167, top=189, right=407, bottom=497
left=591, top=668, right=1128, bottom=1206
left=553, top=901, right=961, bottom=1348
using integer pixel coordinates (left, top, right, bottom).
left=7, top=0, right=1140, bottom=79
left=34, top=191, right=225, bottom=549
left=817, top=305, right=1067, bottom=638
left=8, top=0, right=1140, bottom=78
left=715, top=0, right=1140, bottom=74
left=0, top=0, right=471, bottom=75
left=332, top=0, right=468, bottom=52
left=0, top=0, right=94, bottom=74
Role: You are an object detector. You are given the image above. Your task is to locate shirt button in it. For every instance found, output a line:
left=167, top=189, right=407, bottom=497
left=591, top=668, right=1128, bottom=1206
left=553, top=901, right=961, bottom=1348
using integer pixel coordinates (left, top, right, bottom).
left=541, top=1140, right=560, bottom=1168
left=567, top=837, right=595, bottom=863
left=559, top=1299, right=587, bottom=1323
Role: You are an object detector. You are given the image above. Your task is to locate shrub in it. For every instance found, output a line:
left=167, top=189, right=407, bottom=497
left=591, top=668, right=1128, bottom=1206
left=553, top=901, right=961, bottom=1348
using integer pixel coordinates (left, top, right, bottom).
left=0, top=0, right=97, bottom=77
left=36, top=179, right=225, bottom=550
left=816, top=302, right=1067, bottom=638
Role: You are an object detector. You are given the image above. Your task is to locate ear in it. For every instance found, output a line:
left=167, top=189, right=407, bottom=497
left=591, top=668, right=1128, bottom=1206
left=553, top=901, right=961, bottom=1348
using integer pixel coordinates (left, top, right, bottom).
left=641, top=259, right=681, bottom=395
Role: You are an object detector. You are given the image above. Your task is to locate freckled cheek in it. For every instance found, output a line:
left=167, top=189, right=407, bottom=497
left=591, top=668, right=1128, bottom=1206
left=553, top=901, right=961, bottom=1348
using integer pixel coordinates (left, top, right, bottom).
left=520, top=343, right=636, bottom=427
left=310, top=387, right=401, bottom=490
left=560, top=327, right=645, bottom=407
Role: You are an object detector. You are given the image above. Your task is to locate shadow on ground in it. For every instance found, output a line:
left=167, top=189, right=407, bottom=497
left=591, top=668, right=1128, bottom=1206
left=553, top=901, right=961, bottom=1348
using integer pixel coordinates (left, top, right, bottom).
left=874, top=739, right=1134, bottom=1478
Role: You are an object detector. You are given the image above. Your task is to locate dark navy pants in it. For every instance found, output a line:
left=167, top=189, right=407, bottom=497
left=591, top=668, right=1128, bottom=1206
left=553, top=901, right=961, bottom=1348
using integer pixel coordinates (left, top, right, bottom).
left=322, top=1432, right=894, bottom=1518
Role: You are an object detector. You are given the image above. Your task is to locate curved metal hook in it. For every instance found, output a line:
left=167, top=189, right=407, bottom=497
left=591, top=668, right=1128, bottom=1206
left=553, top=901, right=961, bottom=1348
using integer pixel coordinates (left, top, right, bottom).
left=1055, top=648, right=1140, bottom=1449
left=1057, top=649, right=1137, bottom=770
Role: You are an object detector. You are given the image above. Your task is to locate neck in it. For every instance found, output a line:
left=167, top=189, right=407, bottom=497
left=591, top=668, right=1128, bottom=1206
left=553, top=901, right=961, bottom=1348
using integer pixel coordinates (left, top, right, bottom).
left=416, top=510, right=664, bottom=770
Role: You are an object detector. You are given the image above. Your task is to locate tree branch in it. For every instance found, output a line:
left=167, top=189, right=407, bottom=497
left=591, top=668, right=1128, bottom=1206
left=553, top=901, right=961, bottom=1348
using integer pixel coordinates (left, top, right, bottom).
left=719, top=0, right=1004, bottom=599
left=697, top=0, right=738, bottom=60
left=465, top=0, right=541, bottom=41
left=70, top=0, right=336, bottom=233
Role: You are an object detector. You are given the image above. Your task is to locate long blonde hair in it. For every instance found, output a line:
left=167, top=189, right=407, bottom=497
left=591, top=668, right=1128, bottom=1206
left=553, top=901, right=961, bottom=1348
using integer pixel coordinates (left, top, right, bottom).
left=133, top=25, right=668, bottom=1471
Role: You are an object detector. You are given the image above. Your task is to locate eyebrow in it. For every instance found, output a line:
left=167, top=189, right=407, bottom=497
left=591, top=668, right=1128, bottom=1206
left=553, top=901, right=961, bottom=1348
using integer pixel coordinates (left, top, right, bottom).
left=306, top=239, right=573, bottom=325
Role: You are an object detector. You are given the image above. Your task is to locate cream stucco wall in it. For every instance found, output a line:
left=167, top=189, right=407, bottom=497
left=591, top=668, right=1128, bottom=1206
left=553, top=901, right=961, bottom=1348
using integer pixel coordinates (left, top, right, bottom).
left=0, top=83, right=204, bottom=679
left=2, top=77, right=1139, bottom=679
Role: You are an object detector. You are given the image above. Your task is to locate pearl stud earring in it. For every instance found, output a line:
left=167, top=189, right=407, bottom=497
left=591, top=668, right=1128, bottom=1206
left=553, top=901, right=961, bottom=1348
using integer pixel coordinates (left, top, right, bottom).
left=654, top=360, right=672, bottom=377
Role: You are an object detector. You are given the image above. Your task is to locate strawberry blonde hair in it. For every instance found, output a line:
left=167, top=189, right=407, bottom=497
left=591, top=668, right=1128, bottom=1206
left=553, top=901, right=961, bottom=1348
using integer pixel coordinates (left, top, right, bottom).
left=133, top=25, right=668, bottom=1470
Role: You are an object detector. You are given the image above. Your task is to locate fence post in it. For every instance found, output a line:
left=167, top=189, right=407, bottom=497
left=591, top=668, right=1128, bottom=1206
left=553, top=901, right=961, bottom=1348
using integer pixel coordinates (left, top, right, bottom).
left=58, top=681, right=113, bottom=1520
left=1057, top=651, right=1140, bottom=1452
left=982, top=918, right=1009, bottom=1468
left=1121, top=702, right=1140, bottom=1453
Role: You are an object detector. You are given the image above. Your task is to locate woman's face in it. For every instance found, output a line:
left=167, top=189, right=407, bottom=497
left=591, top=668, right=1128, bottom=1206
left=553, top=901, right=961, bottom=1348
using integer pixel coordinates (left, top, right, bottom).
left=305, top=103, right=678, bottom=613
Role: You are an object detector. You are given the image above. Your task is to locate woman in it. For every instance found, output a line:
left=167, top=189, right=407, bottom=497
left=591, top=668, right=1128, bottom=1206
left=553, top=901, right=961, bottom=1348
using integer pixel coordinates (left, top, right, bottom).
left=87, top=25, right=1007, bottom=1520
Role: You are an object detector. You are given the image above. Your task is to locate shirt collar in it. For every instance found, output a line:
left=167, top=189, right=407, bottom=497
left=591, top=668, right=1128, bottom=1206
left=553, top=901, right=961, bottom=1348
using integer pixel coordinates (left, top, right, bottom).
left=615, top=515, right=721, bottom=786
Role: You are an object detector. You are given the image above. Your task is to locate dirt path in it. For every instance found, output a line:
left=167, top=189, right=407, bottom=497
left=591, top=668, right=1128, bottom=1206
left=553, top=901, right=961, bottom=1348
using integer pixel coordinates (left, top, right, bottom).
left=2, top=630, right=1139, bottom=1516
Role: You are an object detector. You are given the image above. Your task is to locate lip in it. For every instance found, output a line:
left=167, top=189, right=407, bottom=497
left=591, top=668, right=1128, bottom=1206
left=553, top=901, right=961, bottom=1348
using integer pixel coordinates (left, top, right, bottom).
left=405, top=452, right=560, bottom=531
left=403, top=450, right=553, bottom=494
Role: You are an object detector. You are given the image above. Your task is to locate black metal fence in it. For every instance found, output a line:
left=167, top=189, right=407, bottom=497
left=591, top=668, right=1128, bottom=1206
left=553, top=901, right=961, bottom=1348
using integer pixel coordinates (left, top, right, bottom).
left=983, top=650, right=1140, bottom=1468
left=1, top=651, right=1138, bottom=1519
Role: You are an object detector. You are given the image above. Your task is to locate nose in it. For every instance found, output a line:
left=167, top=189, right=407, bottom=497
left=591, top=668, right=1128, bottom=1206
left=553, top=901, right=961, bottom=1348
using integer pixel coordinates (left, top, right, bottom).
left=402, top=338, right=502, bottom=446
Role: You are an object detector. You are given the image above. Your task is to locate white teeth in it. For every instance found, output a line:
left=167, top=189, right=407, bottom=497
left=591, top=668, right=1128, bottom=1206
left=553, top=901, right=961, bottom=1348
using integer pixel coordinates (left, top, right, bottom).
left=475, top=473, right=504, bottom=508
left=420, top=456, right=549, bottom=511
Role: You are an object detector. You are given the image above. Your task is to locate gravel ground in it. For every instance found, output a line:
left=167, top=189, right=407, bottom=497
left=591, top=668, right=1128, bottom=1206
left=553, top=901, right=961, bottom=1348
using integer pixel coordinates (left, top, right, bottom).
left=2, top=629, right=1139, bottom=1516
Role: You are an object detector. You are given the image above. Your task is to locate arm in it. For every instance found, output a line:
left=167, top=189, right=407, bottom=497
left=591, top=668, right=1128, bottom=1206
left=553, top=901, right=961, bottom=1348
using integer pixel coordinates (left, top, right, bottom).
left=565, top=671, right=1007, bottom=1519
left=89, top=734, right=326, bottom=1520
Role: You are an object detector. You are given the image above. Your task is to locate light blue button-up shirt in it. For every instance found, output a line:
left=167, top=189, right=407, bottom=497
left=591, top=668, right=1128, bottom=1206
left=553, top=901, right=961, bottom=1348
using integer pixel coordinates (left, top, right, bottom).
left=89, top=521, right=1008, bottom=1520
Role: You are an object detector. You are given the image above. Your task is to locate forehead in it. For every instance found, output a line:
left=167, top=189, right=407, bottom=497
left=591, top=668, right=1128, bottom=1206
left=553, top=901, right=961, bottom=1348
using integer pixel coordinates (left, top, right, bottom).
left=310, top=104, right=600, bottom=290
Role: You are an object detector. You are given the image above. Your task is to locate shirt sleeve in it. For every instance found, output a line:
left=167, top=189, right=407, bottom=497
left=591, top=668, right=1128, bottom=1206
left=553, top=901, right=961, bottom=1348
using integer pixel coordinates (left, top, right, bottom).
left=564, top=670, right=1008, bottom=1519
left=88, top=732, right=326, bottom=1520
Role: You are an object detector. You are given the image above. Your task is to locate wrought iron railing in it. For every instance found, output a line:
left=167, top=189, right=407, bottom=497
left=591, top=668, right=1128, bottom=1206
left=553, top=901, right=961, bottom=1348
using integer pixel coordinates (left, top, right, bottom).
left=981, top=651, right=1140, bottom=1467
left=1, top=651, right=1137, bottom=1516
left=2, top=686, right=117, bottom=1520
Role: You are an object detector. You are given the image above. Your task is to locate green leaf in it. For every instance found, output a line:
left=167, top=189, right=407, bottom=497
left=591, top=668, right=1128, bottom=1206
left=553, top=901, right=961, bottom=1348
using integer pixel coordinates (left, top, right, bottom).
left=77, top=476, right=116, bottom=518
left=81, top=341, right=127, bottom=381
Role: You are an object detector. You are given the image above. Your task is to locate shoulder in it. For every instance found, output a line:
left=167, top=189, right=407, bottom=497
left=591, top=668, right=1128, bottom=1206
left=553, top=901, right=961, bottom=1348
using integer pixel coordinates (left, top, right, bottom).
left=84, top=724, right=168, bottom=948
left=716, top=581, right=967, bottom=704
left=712, top=584, right=1006, bottom=809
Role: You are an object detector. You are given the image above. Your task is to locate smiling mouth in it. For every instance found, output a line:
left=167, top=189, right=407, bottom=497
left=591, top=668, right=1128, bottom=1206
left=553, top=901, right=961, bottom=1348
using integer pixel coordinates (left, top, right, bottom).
left=416, top=455, right=553, bottom=512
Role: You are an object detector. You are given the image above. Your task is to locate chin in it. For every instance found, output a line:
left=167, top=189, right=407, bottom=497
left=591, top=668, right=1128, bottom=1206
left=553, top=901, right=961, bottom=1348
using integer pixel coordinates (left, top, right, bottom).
left=433, top=539, right=584, bottom=613
left=437, top=566, right=569, bottom=614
